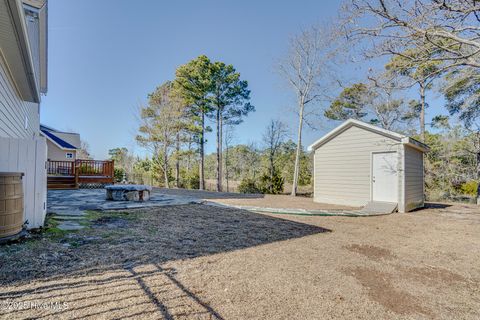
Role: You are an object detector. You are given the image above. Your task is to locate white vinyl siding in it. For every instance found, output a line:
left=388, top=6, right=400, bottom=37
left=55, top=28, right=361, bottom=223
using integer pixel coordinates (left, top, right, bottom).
left=313, top=126, right=401, bottom=207
left=0, top=136, right=47, bottom=228
left=0, top=53, right=40, bottom=139
left=404, top=146, right=424, bottom=211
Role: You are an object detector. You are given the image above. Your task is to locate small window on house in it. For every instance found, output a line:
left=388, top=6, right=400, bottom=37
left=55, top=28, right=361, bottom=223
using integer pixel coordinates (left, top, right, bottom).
left=66, top=153, right=73, bottom=159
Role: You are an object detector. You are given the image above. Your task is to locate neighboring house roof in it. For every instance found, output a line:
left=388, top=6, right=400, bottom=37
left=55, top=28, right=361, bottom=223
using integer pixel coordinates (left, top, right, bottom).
left=41, top=129, right=77, bottom=150
left=308, top=119, right=429, bottom=153
left=40, top=124, right=58, bottom=132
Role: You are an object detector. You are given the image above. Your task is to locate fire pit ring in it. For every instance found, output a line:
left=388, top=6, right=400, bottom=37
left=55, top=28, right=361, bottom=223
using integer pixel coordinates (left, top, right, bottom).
left=105, top=185, right=152, bottom=202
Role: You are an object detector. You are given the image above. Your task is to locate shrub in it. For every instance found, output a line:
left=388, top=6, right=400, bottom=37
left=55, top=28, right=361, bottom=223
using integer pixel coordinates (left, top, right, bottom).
left=78, top=164, right=96, bottom=174
left=460, top=180, right=479, bottom=196
left=259, top=171, right=284, bottom=194
left=238, top=177, right=263, bottom=194
left=184, top=171, right=200, bottom=189
left=114, top=168, right=126, bottom=183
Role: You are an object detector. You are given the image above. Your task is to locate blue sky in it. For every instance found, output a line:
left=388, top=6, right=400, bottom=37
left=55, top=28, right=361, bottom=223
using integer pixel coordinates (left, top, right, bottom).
left=41, top=0, right=443, bottom=159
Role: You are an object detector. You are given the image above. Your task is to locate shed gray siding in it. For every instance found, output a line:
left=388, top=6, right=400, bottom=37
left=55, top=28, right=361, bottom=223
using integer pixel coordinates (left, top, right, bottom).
left=313, top=125, right=401, bottom=207
left=404, top=145, right=424, bottom=211
left=0, top=53, right=40, bottom=139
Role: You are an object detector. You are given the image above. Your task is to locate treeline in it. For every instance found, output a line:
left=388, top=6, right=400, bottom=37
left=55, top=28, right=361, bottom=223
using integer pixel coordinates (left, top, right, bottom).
left=109, top=55, right=312, bottom=194
left=109, top=122, right=313, bottom=195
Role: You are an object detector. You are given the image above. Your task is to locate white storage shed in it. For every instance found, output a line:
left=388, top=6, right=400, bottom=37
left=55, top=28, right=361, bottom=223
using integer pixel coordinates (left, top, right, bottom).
left=308, top=119, right=429, bottom=213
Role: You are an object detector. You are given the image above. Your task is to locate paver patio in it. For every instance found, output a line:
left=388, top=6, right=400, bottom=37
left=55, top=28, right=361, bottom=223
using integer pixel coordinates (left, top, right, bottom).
left=47, top=189, right=203, bottom=230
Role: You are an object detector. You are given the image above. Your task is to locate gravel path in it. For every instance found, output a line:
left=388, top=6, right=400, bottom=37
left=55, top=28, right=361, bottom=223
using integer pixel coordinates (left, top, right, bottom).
left=0, top=203, right=479, bottom=319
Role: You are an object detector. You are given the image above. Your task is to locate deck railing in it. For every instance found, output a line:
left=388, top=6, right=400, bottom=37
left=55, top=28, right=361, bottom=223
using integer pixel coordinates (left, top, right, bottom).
left=47, top=160, right=115, bottom=188
left=75, top=160, right=114, bottom=177
left=47, top=160, right=75, bottom=176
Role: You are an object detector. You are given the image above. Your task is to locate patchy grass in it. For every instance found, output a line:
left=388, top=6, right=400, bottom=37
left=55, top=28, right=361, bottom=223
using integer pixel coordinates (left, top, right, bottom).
left=43, top=218, right=69, bottom=239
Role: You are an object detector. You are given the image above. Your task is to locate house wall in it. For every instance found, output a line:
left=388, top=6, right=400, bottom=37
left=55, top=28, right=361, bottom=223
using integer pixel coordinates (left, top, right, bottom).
left=404, top=145, right=425, bottom=211
left=0, top=0, right=48, bottom=230
left=53, top=132, right=80, bottom=148
left=313, top=125, right=401, bottom=207
left=0, top=136, right=47, bottom=229
left=46, top=139, right=76, bottom=161
left=0, top=50, right=40, bottom=139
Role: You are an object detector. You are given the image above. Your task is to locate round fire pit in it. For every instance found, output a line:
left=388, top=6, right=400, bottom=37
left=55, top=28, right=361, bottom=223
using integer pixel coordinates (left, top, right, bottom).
left=105, top=185, right=152, bottom=202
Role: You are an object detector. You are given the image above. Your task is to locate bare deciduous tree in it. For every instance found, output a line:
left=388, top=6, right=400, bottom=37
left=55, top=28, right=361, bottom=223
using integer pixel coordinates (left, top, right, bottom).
left=367, top=74, right=413, bottom=131
left=77, top=140, right=92, bottom=160
left=223, top=125, right=235, bottom=192
left=263, top=120, right=289, bottom=194
left=278, top=25, right=338, bottom=196
left=343, top=0, right=480, bottom=72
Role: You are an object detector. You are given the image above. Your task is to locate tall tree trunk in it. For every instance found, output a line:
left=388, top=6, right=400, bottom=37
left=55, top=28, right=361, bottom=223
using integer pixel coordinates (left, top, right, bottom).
left=199, top=111, right=205, bottom=190
left=476, top=150, right=480, bottom=205
left=163, top=143, right=169, bottom=188
left=477, top=133, right=480, bottom=205
left=419, top=82, right=426, bottom=142
left=270, top=151, right=275, bottom=194
left=186, top=140, right=192, bottom=172
left=225, top=144, right=229, bottom=193
left=216, top=108, right=223, bottom=192
left=292, top=101, right=305, bottom=196
left=175, top=132, right=180, bottom=188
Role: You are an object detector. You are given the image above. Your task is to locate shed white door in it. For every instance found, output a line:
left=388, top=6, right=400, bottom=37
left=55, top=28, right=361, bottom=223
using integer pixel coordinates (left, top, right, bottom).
left=372, top=152, right=398, bottom=203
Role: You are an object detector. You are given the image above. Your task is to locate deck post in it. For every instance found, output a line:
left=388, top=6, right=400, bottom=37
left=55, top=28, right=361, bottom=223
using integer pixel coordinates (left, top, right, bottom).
left=111, top=160, right=115, bottom=184
left=74, top=160, right=80, bottom=189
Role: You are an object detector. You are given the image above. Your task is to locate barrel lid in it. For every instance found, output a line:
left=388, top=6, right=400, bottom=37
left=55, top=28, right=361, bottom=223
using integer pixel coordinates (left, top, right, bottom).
left=0, top=172, right=24, bottom=177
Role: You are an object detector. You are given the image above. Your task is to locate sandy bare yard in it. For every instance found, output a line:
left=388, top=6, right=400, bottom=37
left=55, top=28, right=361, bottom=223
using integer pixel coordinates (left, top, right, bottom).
left=0, top=202, right=479, bottom=319
left=155, top=188, right=357, bottom=211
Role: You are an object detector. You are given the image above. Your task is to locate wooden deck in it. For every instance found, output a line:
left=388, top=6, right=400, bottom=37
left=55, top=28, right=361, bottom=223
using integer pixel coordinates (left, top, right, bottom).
left=47, top=160, right=114, bottom=189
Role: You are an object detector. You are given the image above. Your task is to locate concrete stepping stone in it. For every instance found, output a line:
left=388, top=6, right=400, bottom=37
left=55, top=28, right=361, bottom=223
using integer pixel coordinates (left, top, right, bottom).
left=51, top=215, right=86, bottom=221
left=49, top=209, right=86, bottom=216
left=57, top=221, right=84, bottom=231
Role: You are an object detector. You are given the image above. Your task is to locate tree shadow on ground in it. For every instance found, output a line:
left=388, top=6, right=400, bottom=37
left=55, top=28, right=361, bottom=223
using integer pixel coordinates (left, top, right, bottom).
left=422, top=202, right=452, bottom=210
left=0, top=204, right=329, bottom=319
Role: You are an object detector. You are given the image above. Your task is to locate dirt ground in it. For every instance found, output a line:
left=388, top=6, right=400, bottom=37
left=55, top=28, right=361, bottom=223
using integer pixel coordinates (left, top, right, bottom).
left=0, top=202, right=479, bottom=319
left=155, top=188, right=357, bottom=210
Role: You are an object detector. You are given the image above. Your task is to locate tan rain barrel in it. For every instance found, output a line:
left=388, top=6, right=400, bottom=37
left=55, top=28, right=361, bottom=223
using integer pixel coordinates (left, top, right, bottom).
left=0, top=172, right=24, bottom=238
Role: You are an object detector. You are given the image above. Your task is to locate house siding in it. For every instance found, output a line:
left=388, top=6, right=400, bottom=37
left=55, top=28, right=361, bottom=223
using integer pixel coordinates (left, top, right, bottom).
left=0, top=52, right=40, bottom=139
left=52, top=131, right=80, bottom=148
left=0, top=136, right=47, bottom=229
left=404, top=145, right=424, bottom=211
left=313, top=125, right=401, bottom=207
left=0, top=0, right=48, bottom=230
left=46, top=139, right=76, bottom=161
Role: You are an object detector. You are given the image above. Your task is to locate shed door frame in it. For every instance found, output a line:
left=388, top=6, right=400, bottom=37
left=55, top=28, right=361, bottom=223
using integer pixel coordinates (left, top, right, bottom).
left=370, top=151, right=399, bottom=203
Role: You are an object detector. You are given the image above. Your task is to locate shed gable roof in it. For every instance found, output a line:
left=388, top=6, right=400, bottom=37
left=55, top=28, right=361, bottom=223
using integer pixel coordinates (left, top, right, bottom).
left=308, top=119, right=429, bottom=152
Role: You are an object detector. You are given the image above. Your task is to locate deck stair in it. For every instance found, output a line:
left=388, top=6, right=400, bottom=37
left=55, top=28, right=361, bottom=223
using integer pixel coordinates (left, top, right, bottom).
left=47, top=176, right=77, bottom=189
